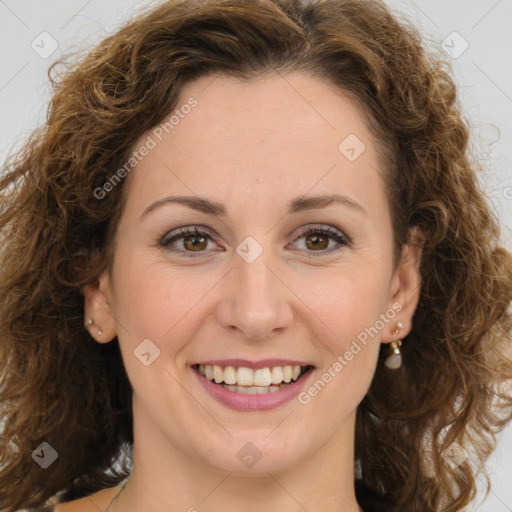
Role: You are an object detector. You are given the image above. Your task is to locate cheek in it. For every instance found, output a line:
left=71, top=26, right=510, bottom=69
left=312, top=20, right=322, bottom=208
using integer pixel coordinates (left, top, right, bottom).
left=297, top=271, right=386, bottom=417
left=301, top=262, right=390, bottom=345
left=295, top=260, right=391, bottom=405
left=111, top=252, right=221, bottom=353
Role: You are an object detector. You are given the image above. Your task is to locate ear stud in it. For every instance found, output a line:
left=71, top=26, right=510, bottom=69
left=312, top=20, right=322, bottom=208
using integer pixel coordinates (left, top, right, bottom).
left=391, top=320, right=405, bottom=335
left=85, top=318, right=103, bottom=337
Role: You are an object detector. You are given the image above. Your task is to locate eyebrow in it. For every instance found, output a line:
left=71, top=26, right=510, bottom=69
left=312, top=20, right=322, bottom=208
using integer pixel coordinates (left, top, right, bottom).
left=140, top=193, right=367, bottom=219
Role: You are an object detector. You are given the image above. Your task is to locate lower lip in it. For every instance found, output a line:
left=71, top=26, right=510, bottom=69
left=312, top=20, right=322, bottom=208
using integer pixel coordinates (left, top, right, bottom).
left=193, top=367, right=315, bottom=412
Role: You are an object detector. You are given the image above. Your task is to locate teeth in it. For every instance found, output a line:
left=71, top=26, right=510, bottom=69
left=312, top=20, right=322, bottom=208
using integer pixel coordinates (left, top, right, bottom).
left=222, top=384, right=284, bottom=394
left=224, top=365, right=237, bottom=385
left=213, top=365, right=223, bottom=384
left=196, top=364, right=308, bottom=387
left=270, top=366, right=283, bottom=384
left=282, top=365, right=292, bottom=383
left=253, top=368, right=272, bottom=386
left=237, top=366, right=253, bottom=386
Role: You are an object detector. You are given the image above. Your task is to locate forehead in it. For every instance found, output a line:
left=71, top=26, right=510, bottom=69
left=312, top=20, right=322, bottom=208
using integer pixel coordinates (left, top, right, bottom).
left=124, top=72, right=386, bottom=216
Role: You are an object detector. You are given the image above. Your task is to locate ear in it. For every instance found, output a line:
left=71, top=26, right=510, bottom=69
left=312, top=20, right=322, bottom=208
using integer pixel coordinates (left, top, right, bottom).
left=81, top=270, right=117, bottom=343
left=381, top=226, right=423, bottom=344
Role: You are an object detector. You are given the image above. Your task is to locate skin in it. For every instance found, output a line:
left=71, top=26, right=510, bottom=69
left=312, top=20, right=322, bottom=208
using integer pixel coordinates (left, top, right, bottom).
left=69, top=72, right=422, bottom=512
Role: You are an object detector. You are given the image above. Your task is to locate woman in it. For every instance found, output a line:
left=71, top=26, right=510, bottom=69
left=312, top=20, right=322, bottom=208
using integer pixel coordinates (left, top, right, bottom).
left=1, top=0, right=511, bottom=511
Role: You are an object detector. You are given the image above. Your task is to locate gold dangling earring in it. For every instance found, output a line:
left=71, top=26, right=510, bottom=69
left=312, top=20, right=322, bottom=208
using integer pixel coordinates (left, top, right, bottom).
left=385, top=321, right=405, bottom=370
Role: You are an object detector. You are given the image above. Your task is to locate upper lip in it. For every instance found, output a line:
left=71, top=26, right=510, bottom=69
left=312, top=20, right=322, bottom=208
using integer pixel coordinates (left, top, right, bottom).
left=192, top=359, right=314, bottom=370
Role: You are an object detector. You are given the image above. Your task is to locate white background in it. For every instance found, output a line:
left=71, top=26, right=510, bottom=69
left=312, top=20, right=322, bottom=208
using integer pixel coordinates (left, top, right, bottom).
left=0, top=1, right=511, bottom=510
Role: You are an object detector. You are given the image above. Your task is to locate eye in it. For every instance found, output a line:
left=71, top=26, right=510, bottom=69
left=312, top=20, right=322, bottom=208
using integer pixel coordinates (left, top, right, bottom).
left=160, top=226, right=218, bottom=258
left=159, top=224, right=350, bottom=259
left=289, top=225, right=350, bottom=257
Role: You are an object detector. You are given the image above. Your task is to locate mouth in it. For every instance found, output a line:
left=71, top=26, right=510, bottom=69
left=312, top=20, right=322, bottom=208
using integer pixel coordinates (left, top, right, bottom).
left=191, top=363, right=314, bottom=395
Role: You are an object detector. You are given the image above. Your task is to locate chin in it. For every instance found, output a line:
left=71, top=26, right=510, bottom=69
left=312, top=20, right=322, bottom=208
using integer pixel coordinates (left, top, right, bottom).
left=193, top=427, right=310, bottom=474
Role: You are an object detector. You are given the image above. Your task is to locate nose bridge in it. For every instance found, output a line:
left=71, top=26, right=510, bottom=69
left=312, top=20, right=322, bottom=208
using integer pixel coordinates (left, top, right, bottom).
left=238, top=249, right=277, bottom=300
left=216, top=240, right=293, bottom=340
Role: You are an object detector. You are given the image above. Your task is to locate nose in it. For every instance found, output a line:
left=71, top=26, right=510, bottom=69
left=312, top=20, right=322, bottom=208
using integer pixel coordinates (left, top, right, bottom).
left=215, top=249, right=294, bottom=341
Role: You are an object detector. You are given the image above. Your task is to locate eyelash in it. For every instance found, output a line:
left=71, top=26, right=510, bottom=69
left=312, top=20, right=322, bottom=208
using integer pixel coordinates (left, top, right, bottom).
left=159, top=224, right=350, bottom=259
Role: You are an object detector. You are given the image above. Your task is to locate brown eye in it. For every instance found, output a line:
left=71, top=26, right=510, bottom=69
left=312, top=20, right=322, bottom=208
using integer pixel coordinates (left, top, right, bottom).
left=291, top=225, right=349, bottom=257
left=304, top=232, right=329, bottom=251
left=183, top=234, right=208, bottom=251
left=161, top=226, right=216, bottom=258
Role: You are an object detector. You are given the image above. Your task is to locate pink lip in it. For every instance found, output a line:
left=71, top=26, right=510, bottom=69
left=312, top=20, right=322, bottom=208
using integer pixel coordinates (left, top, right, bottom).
left=192, top=359, right=312, bottom=370
left=192, top=366, right=315, bottom=412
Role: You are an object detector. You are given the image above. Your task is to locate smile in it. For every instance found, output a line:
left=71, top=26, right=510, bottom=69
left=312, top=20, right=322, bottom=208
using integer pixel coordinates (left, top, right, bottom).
left=193, top=363, right=312, bottom=394
left=191, top=362, right=315, bottom=411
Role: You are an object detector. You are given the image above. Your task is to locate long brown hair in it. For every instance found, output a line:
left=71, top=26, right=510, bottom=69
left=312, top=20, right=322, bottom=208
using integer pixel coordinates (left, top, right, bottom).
left=1, top=1, right=511, bottom=511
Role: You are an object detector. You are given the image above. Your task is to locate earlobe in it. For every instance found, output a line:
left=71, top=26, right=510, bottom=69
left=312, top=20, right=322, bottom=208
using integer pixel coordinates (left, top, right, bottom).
left=82, top=270, right=117, bottom=343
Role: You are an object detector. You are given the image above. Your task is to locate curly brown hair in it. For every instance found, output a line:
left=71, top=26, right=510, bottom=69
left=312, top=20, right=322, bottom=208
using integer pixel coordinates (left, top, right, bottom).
left=1, top=0, right=511, bottom=511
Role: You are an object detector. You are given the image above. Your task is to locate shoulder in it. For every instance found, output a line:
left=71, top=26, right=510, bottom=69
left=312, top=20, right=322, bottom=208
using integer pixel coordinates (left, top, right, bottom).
left=18, top=485, right=122, bottom=512
left=54, top=486, right=121, bottom=512
left=14, top=488, right=113, bottom=512
left=17, top=507, right=56, bottom=512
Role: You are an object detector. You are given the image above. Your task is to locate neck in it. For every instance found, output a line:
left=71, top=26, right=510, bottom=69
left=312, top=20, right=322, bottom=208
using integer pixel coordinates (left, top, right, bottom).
left=115, top=402, right=361, bottom=512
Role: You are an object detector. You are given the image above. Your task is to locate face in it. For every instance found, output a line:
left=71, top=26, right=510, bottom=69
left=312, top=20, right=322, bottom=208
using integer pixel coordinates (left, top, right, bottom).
left=85, top=72, right=421, bottom=476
